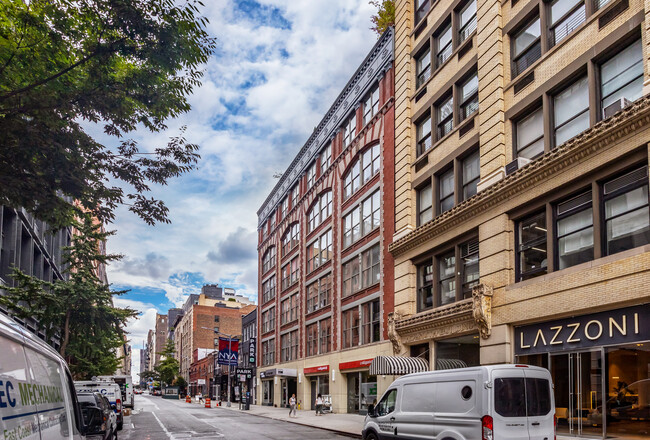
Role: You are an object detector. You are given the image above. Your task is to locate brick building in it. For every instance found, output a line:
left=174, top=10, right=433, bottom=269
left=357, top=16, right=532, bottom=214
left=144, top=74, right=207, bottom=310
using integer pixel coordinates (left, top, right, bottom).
left=188, top=349, right=216, bottom=397
left=256, top=28, right=395, bottom=413
left=153, top=313, right=168, bottom=367
left=175, top=290, right=255, bottom=384
left=390, top=0, right=650, bottom=438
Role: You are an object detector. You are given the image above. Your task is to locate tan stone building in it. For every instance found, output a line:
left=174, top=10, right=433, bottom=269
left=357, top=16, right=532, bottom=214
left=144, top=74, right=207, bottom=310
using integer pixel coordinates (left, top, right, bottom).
left=152, top=313, right=168, bottom=368
left=392, top=0, right=650, bottom=438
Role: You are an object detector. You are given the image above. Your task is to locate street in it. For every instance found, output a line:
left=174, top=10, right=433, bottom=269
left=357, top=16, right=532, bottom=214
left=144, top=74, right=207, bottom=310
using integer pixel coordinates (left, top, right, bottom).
left=120, top=394, right=352, bottom=440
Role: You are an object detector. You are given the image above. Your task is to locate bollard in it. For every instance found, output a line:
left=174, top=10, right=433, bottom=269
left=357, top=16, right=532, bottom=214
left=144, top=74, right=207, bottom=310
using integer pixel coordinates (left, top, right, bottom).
left=205, top=398, right=211, bottom=408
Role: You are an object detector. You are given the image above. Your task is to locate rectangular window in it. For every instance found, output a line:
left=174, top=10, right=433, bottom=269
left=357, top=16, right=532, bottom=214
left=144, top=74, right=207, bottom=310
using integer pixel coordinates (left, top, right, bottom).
left=554, top=76, right=589, bottom=146
left=262, top=307, right=275, bottom=334
left=416, top=47, right=431, bottom=88
left=415, top=0, right=430, bottom=23
left=343, top=113, right=357, bottom=147
left=417, top=262, right=434, bottom=311
left=281, top=197, right=289, bottom=218
left=418, top=184, right=433, bottom=225
left=458, top=0, right=477, bottom=44
left=437, top=95, right=453, bottom=139
left=342, top=255, right=360, bottom=297
left=262, top=276, right=276, bottom=303
left=319, top=319, right=331, bottom=354
left=600, top=39, right=643, bottom=113
left=516, top=107, right=544, bottom=160
left=460, top=73, right=479, bottom=121
left=306, top=323, right=318, bottom=357
left=292, top=185, right=299, bottom=208
left=517, top=211, right=548, bottom=281
left=262, top=247, right=276, bottom=273
left=281, top=297, right=291, bottom=325
left=512, top=17, right=541, bottom=78
left=306, top=240, right=320, bottom=273
left=438, top=251, right=456, bottom=306
left=307, top=162, right=317, bottom=188
left=437, top=24, right=453, bottom=67
left=460, top=238, right=479, bottom=299
left=439, top=168, right=455, bottom=214
left=556, top=191, right=593, bottom=270
left=320, top=145, right=332, bottom=175
left=281, top=263, right=291, bottom=290
left=603, top=166, right=649, bottom=256
left=344, top=161, right=361, bottom=200
left=320, top=191, right=332, bottom=223
left=319, top=229, right=333, bottom=263
left=342, top=307, right=360, bottom=348
left=262, top=339, right=275, bottom=366
left=361, top=299, right=381, bottom=344
left=363, top=86, right=380, bottom=125
left=280, top=330, right=298, bottom=362
left=462, top=150, right=480, bottom=201
left=307, top=275, right=332, bottom=313
left=361, top=245, right=381, bottom=289
left=549, top=0, right=585, bottom=47
left=416, top=115, right=432, bottom=156
left=290, top=257, right=299, bottom=285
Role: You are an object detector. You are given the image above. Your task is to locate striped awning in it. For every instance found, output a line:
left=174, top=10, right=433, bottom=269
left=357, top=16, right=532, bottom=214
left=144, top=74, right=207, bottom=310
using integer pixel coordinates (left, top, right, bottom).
left=435, top=359, right=468, bottom=370
left=369, top=356, right=429, bottom=376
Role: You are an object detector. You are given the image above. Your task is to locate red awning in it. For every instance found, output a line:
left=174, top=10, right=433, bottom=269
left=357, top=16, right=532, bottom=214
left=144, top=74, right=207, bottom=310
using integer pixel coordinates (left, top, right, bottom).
left=304, top=365, right=329, bottom=375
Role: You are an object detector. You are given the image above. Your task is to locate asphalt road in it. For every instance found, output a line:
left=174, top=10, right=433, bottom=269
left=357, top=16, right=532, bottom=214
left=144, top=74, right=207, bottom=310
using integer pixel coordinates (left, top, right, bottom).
left=119, top=394, right=351, bottom=440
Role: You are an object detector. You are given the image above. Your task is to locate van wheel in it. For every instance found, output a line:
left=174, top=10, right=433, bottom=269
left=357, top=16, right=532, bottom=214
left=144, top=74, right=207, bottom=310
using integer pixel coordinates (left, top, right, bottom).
left=114, top=429, right=118, bottom=439
left=365, top=432, right=378, bottom=440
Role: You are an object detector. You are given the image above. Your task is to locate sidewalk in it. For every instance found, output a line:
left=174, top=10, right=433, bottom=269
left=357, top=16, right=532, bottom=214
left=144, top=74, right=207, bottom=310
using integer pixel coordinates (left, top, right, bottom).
left=220, top=403, right=364, bottom=438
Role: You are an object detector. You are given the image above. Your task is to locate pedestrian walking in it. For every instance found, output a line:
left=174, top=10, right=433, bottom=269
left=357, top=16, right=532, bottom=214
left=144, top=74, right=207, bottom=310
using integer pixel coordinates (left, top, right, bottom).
left=289, top=393, right=297, bottom=417
left=315, top=393, right=324, bottom=416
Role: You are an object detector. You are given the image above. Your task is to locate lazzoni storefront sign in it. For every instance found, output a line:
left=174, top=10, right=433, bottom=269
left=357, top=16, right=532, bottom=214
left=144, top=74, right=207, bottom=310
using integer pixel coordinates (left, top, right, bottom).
left=515, top=304, right=650, bottom=355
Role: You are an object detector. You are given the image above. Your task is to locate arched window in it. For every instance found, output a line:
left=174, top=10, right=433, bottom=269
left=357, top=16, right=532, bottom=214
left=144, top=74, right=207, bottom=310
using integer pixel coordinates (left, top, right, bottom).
left=343, top=144, right=380, bottom=200
left=262, top=246, right=276, bottom=273
left=307, top=191, right=332, bottom=233
left=281, top=223, right=300, bottom=257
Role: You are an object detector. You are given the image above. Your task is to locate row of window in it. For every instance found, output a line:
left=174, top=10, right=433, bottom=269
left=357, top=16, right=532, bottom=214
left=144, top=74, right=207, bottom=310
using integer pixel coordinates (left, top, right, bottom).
left=418, top=149, right=479, bottom=226
left=515, top=38, right=643, bottom=161
left=512, top=0, right=613, bottom=78
left=343, top=190, right=381, bottom=248
left=416, top=71, right=478, bottom=156
left=516, top=165, right=649, bottom=281
left=342, top=299, right=381, bottom=349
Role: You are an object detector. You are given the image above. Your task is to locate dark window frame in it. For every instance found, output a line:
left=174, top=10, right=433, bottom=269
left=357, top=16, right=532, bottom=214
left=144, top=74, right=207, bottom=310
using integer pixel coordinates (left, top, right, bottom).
left=511, top=15, right=542, bottom=79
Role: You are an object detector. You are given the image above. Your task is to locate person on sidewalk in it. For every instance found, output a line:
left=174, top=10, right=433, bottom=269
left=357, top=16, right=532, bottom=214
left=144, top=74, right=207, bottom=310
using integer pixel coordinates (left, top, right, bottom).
left=315, top=394, right=324, bottom=416
left=289, top=394, right=297, bottom=418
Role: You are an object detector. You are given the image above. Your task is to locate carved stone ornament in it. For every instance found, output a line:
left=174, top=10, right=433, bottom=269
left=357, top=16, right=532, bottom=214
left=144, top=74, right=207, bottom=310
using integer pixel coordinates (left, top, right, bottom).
left=387, top=311, right=404, bottom=355
left=472, top=284, right=493, bottom=339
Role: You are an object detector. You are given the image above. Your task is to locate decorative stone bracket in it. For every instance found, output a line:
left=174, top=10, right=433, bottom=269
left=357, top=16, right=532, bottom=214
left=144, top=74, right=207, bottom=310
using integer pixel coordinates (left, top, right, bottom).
left=472, top=283, right=493, bottom=339
left=387, top=311, right=404, bottom=355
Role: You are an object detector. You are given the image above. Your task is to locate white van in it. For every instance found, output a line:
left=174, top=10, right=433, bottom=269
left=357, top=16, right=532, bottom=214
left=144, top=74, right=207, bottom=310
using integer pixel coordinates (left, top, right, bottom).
left=96, top=375, right=133, bottom=408
left=74, top=381, right=123, bottom=430
left=0, top=312, right=86, bottom=439
left=362, top=364, right=555, bottom=440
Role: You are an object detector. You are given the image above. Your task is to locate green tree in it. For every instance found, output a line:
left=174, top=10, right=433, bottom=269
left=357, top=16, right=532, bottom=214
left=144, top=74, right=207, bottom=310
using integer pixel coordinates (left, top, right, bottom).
left=139, top=369, right=161, bottom=383
left=155, top=339, right=179, bottom=386
left=370, top=0, right=395, bottom=37
left=0, top=212, right=137, bottom=379
left=0, top=0, right=216, bottom=228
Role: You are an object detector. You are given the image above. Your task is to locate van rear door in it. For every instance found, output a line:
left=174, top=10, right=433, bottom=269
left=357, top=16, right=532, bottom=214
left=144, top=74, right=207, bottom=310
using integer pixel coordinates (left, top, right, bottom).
left=491, top=367, right=529, bottom=440
left=523, top=368, right=554, bottom=440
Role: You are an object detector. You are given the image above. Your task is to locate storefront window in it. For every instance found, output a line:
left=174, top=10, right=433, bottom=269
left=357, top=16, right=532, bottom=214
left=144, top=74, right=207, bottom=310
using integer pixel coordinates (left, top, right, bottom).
left=262, top=380, right=274, bottom=406
left=346, top=371, right=377, bottom=414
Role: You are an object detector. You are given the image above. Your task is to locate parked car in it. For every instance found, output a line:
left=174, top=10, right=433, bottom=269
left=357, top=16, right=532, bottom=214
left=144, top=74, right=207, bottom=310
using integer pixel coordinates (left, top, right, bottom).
left=97, top=375, right=134, bottom=408
left=75, top=380, right=124, bottom=430
left=363, top=364, right=555, bottom=440
left=77, top=392, right=117, bottom=439
left=0, top=312, right=88, bottom=439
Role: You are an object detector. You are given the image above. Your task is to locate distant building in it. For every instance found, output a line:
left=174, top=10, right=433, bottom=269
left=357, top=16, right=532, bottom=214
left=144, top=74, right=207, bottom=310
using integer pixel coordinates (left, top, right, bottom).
left=139, top=348, right=147, bottom=387
left=239, top=307, right=257, bottom=404
left=115, top=337, right=131, bottom=376
left=146, top=329, right=154, bottom=371
left=153, top=313, right=168, bottom=367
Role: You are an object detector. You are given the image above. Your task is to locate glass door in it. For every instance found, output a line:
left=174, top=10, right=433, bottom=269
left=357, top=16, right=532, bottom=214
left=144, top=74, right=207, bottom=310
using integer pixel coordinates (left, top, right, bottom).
left=551, top=351, right=603, bottom=438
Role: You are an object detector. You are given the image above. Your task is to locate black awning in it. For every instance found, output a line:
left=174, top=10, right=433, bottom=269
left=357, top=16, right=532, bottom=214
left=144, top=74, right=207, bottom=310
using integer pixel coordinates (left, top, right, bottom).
left=368, top=356, right=429, bottom=376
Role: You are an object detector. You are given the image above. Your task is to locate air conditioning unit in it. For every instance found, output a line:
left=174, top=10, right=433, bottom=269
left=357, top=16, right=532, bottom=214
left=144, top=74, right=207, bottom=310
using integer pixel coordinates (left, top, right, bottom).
left=603, top=97, right=632, bottom=119
left=505, top=157, right=532, bottom=176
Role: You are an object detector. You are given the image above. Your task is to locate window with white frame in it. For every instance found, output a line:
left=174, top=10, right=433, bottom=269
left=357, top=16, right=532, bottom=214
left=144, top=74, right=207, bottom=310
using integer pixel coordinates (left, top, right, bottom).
left=363, top=86, right=380, bottom=125
left=343, top=113, right=357, bottom=147
left=307, top=162, right=317, bottom=188
left=292, top=185, right=300, bottom=208
left=281, top=197, right=289, bottom=218
left=320, top=144, right=332, bottom=175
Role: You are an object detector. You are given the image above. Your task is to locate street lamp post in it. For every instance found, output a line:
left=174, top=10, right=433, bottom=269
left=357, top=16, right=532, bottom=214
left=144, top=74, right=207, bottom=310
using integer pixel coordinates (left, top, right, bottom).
left=200, top=326, right=238, bottom=407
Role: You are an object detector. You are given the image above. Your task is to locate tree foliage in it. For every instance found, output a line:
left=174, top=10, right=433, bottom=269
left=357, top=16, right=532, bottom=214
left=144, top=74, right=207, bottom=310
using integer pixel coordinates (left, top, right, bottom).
left=370, top=0, right=395, bottom=37
left=0, top=0, right=216, bottom=228
left=155, top=339, right=179, bottom=386
left=0, top=212, right=137, bottom=379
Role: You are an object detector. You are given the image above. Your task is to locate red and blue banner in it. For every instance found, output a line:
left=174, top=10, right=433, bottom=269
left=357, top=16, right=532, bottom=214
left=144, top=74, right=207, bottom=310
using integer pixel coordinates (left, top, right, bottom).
left=217, top=337, right=239, bottom=366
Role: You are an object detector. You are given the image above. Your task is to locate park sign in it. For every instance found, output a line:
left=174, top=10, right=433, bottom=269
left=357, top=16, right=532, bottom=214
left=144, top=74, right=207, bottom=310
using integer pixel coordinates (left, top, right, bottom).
left=248, top=337, right=256, bottom=364
left=217, top=337, right=239, bottom=366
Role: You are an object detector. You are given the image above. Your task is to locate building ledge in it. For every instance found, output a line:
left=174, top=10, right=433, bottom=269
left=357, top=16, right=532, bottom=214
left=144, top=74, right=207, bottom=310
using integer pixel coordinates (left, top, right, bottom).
left=395, top=299, right=473, bottom=334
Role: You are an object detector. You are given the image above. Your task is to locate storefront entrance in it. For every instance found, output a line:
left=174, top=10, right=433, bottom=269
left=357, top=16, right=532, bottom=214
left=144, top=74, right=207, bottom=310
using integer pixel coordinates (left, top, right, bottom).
left=262, top=380, right=273, bottom=406
left=309, top=375, right=329, bottom=410
left=281, top=378, right=297, bottom=408
left=346, top=372, right=377, bottom=414
left=550, top=351, right=603, bottom=438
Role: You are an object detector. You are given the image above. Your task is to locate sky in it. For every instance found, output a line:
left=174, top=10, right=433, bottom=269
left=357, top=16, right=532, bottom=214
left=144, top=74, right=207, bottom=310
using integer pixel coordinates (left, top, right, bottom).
left=101, top=0, right=381, bottom=380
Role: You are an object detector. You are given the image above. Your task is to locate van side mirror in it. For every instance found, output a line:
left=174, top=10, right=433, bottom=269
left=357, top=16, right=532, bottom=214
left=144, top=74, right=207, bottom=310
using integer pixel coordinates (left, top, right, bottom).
left=367, top=404, right=375, bottom=417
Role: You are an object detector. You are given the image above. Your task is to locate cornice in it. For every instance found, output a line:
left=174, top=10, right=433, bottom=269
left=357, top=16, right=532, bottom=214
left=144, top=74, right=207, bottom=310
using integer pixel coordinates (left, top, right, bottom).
left=395, top=299, right=473, bottom=334
left=257, top=27, right=395, bottom=228
left=389, top=96, right=650, bottom=257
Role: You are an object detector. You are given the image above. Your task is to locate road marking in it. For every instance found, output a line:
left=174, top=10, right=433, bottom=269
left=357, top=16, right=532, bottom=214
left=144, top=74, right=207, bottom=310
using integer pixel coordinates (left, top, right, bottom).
left=152, top=411, right=174, bottom=439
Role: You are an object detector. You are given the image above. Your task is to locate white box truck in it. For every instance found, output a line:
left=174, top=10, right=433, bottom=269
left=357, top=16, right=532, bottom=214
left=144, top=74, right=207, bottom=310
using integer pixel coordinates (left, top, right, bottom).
left=97, top=375, right=134, bottom=408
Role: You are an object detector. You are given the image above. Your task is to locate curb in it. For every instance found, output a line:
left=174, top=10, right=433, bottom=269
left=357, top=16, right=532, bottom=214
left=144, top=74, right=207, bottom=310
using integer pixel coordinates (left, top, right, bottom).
left=218, top=406, right=362, bottom=439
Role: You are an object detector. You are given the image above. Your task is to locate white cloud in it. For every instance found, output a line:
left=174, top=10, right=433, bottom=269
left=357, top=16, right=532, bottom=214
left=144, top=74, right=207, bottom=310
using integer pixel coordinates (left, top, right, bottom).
left=107, top=0, right=379, bottom=314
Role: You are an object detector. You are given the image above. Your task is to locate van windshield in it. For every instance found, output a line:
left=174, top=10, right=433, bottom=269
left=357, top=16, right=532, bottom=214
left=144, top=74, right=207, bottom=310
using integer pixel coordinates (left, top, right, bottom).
left=494, top=377, right=551, bottom=417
